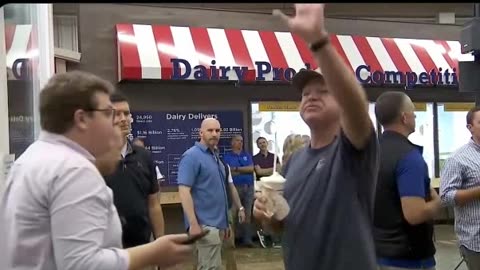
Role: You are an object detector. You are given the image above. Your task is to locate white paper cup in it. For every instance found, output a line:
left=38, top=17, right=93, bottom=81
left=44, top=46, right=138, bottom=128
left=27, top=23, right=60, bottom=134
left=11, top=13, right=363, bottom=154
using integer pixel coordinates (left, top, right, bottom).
left=260, top=185, right=290, bottom=221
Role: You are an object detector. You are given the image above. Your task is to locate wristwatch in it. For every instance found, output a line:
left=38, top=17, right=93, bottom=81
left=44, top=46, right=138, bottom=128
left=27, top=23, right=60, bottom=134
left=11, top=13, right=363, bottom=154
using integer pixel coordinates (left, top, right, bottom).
left=239, top=206, right=245, bottom=211
left=309, top=36, right=330, bottom=52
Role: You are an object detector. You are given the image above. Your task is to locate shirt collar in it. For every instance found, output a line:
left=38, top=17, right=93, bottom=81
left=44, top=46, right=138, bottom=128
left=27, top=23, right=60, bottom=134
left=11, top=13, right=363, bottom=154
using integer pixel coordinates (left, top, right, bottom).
left=38, top=130, right=95, bottom=162
left=468, top=137, right=480, bottom=150
left=262, top=151, right=272, bottom=157
left=382, top=130, right=424, bottom=153
left=195, top=141, right=213, bottom=153
left=121, top=140, right=134, bottom=158
left=121, top=143, right=128, bottom=158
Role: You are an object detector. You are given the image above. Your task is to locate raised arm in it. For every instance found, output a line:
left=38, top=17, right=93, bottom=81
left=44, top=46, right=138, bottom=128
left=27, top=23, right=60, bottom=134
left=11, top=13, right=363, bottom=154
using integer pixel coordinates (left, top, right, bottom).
left=274, top=4, right=372, bottom=149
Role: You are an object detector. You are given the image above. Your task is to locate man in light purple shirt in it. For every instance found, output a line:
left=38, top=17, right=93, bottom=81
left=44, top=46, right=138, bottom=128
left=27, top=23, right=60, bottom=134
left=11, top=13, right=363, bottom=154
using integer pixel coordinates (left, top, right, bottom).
left=0, top=71, right=192, bottom=270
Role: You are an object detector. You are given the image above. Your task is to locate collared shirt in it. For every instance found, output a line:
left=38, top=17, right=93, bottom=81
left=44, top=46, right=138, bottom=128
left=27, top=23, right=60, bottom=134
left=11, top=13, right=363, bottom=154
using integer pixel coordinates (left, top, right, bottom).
left=440, top=138, right=480, bottom=252
left=121, top=142, right=128, bottom=158
left=223, top=151, right=254, bottom=185
left=105, top=141, right=159, bottom=247
left=0, top=131, right=129, bottom=270
left=253, top=151, right=280, bottom=180
left=177, top=142, right=229, bottom=230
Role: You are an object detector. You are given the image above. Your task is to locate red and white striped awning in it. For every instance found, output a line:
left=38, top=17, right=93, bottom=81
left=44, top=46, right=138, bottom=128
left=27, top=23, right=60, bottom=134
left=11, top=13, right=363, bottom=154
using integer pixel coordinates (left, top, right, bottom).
left=5, top=24, right=82, bottom=79
left=116, top=24, right=473, bottom=82
left=4, top=24, right=37, bottom=69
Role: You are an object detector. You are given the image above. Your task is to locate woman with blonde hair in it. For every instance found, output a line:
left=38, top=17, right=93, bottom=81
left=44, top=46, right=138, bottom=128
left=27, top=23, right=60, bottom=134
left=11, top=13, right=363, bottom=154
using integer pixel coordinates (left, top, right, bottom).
left=282, top=134, right=306, bottom=166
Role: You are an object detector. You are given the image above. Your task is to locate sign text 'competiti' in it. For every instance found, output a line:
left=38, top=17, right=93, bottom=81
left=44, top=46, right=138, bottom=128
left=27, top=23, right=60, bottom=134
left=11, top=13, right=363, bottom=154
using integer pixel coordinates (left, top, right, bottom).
left=355, top=65, right=458, bottom=89
left=170, top=58, right=459, bottom=89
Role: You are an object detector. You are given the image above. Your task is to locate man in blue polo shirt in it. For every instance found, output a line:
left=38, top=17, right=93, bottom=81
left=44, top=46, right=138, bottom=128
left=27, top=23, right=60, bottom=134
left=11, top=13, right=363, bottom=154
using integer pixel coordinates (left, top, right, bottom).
left=224, top=135, right=255, bottom=247
left=374, top=91, right=441, bottom=270
left=178, top=118, right=245, bottom=270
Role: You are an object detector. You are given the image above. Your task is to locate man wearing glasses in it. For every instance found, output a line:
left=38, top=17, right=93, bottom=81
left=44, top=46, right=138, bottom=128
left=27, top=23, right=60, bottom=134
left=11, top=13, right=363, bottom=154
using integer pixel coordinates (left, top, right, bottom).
left=105, top=93, right=165, bottom=266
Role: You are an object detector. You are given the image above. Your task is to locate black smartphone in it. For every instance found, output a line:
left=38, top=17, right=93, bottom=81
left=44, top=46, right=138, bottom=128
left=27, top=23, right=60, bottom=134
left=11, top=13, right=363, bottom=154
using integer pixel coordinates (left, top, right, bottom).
left=182, top=229, right=210, bottom=244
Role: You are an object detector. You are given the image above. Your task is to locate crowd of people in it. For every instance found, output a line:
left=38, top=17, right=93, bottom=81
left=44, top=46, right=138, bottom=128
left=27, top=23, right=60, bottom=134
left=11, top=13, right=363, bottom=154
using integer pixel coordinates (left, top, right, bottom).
left=1, top=3, right=479, bottom=270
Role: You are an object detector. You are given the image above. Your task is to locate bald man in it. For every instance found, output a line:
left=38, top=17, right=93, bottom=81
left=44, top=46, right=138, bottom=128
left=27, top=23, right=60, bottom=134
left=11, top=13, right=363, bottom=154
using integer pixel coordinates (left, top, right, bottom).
left=178, top=118, right=245, bottom=270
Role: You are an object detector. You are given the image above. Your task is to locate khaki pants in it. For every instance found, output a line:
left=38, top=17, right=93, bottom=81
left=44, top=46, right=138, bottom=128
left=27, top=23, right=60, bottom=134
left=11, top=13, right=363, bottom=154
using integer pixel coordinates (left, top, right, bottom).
left=193, top=225, right=237, bottom=270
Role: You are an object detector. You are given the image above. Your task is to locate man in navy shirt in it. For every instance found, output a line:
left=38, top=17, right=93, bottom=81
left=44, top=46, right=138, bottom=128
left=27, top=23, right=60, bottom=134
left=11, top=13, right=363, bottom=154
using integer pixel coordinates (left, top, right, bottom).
left=105, top=93, right=165, bottom=252
left=253, top=4, right=379, bottom=270
left=224, top=135, right=255, bottom=247
left=374, top=91, right=441, bottom=270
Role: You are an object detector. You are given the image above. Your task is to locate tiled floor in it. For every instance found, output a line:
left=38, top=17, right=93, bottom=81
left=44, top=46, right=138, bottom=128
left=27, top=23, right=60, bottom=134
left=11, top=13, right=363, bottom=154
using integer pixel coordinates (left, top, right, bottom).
left=173, top=225, right=467, bottom=270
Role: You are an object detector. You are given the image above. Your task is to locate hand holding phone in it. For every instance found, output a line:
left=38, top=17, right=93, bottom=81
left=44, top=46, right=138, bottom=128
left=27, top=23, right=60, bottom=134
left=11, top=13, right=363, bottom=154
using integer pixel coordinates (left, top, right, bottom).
left=182, top=229, right=210, bottom=244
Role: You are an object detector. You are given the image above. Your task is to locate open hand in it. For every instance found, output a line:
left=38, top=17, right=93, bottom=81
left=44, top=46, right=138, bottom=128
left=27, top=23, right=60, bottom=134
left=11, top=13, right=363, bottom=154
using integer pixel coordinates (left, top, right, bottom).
left=273, top=4, right=328, bottom=44
left=253, top=193, right=271, bottom=222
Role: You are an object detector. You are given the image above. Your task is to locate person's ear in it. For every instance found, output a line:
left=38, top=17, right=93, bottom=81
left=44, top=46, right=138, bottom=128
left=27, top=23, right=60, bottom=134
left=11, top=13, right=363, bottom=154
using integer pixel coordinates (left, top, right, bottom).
left=73, top=109, right=89, bottom=131
left=400, top=112, right=407, bottom=125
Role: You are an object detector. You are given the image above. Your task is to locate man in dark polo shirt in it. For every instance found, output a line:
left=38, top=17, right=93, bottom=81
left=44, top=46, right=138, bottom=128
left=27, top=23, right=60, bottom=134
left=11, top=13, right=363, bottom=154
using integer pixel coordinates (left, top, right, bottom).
left=253, top=136, right=281, bottom=181
left=374, top=91, right=441, bottom=270
left=253, top=4, right=379, bottom=270
left=252, top=136, right=281, bottom=248
left=224, top=135, right=255, bottom=247
left=105, top=93, right=165, bottom=252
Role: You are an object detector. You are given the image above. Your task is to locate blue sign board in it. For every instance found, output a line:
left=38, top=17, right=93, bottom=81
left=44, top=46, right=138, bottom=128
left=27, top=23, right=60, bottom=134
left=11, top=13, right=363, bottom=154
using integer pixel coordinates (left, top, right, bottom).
left=131, top=111, right=244, bottom=186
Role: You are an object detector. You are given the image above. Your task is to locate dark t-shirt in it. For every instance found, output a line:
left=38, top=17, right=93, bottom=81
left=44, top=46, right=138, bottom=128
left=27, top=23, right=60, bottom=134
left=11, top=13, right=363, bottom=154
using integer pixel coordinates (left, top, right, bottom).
left=282, top=130, right=379, bottom=270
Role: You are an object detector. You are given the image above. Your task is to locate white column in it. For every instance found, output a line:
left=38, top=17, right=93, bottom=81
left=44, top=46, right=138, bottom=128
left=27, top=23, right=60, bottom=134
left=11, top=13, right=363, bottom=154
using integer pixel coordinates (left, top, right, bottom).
left=32, top=4, right=54, bottom=139
left=0, top=7, right=10, bottom=155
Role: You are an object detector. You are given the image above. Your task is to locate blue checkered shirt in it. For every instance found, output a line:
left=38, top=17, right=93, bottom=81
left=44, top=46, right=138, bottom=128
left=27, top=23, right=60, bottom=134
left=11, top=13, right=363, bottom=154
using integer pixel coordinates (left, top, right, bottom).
left=440, top=139, right=480, bottom=252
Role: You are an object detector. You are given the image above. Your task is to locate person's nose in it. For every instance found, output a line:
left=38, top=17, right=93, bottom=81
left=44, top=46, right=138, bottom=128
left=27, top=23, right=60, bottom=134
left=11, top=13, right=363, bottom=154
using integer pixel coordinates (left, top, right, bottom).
left=116, top=112, right=127, bottom=122
left=309, top=92, right=321, bottom=101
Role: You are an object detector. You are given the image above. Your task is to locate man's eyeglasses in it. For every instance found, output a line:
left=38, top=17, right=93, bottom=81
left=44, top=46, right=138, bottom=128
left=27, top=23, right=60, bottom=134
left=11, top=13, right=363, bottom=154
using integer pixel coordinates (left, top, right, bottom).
left=86, top=108, right=116, bottom=123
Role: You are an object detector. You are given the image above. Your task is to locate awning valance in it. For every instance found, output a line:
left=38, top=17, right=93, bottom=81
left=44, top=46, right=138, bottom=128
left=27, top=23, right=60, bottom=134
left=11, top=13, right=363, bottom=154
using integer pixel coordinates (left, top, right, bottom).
left=116, top=24, right=471, bottom=87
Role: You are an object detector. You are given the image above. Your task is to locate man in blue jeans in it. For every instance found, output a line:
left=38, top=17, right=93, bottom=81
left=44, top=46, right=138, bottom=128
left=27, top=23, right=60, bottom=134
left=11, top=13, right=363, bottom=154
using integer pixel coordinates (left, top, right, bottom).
left=224, top=135, right=255, bottom=247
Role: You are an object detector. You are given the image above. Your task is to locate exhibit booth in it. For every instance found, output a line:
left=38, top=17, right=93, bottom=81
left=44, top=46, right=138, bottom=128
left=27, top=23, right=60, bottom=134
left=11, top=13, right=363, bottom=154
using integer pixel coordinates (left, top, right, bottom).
left=116, top=23, right=473, bottom=188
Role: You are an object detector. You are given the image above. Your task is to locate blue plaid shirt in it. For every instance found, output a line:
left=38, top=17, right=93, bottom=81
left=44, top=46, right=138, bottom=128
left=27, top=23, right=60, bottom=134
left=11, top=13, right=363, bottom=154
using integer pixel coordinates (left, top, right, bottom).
left=440, top=138, right=480, bottom=252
